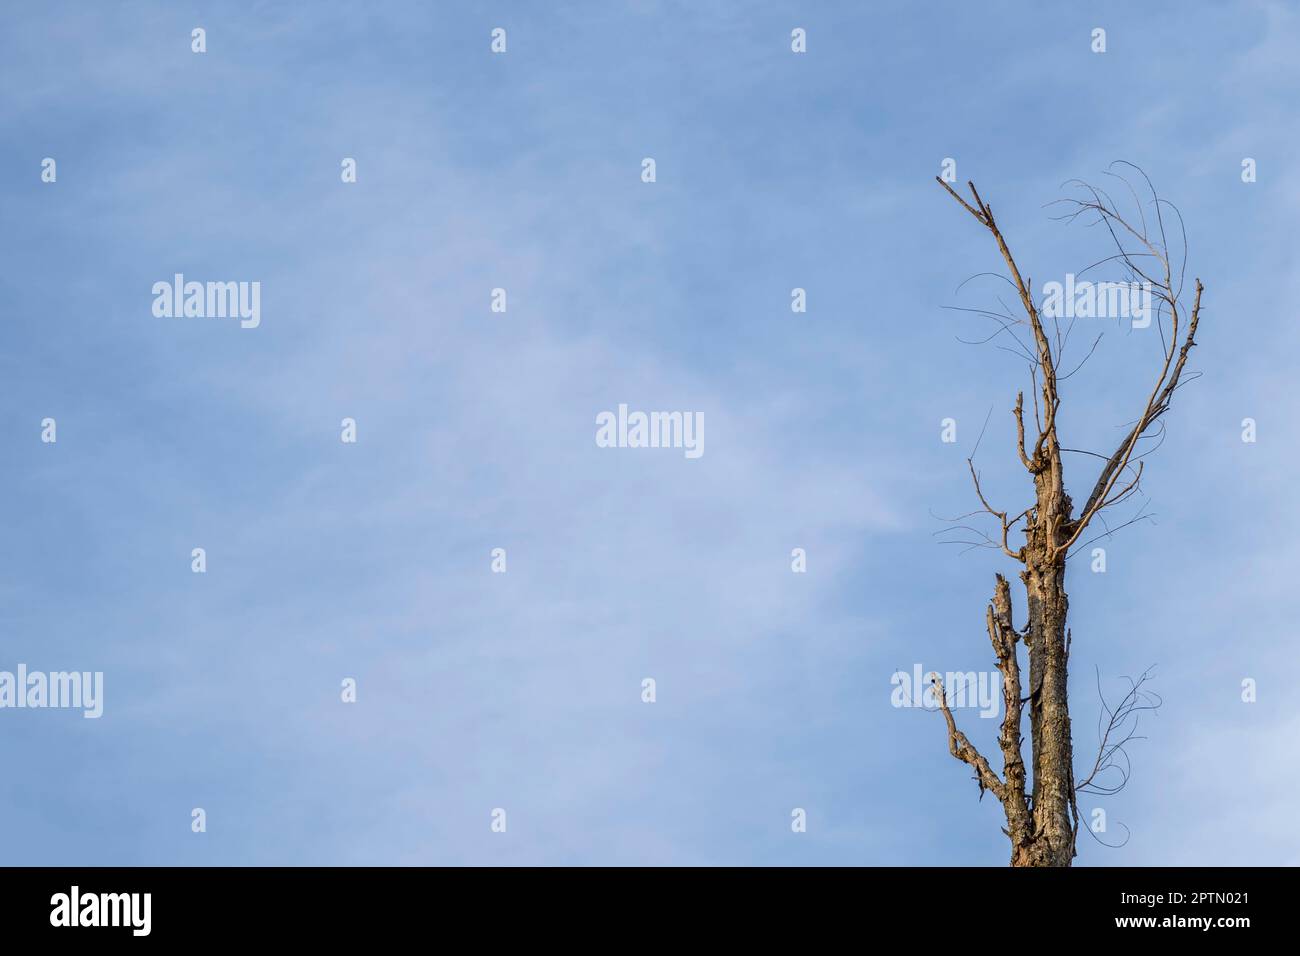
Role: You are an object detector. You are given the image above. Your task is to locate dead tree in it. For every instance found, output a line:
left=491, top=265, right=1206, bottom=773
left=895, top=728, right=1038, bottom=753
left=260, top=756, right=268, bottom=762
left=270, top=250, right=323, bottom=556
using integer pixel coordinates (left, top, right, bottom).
left=932, top=165, right=1204, bottom=866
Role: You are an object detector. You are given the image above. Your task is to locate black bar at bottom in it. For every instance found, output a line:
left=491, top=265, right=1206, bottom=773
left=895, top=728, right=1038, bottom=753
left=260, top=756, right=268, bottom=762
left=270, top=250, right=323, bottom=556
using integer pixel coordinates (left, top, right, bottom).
left=0, top=866, right=1277, bottom=942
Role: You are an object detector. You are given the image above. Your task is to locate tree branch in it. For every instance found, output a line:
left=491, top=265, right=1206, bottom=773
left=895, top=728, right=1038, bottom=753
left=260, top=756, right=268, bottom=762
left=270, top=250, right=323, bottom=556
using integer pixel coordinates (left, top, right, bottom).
left=932, top=673, right=1006, bottom=802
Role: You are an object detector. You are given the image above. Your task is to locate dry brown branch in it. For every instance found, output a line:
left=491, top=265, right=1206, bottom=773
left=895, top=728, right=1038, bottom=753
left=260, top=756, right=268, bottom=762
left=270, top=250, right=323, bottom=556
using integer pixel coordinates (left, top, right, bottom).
left=931, top=672, right=1005, bottom=802
left=1075, top=666, right=1162, bottom=797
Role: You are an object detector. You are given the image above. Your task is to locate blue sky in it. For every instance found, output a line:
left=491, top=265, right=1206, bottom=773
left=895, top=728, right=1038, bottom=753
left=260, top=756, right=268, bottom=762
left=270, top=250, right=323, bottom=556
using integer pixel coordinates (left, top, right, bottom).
left=1, top=0, right=1296, bottom=865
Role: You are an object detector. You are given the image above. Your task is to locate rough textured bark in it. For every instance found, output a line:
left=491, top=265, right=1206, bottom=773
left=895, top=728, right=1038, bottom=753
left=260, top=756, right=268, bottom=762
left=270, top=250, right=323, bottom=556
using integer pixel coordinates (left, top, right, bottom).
left=931, top=169, right=1203, bottom=867
left=1019, top=562, right=1074, bottom=866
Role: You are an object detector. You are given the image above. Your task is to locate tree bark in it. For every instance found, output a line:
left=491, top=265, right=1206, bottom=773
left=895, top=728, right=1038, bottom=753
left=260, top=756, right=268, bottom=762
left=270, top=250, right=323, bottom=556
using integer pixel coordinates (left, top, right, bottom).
left=1013, top=561, right=1075, bottom=867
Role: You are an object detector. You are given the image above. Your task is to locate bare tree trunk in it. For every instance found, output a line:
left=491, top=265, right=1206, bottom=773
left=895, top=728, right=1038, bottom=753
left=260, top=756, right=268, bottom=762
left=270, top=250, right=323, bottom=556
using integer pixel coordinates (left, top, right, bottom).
left=1017, top=562, right=1074, bottom=866
left=931, top=169, right=1204, bottom=867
